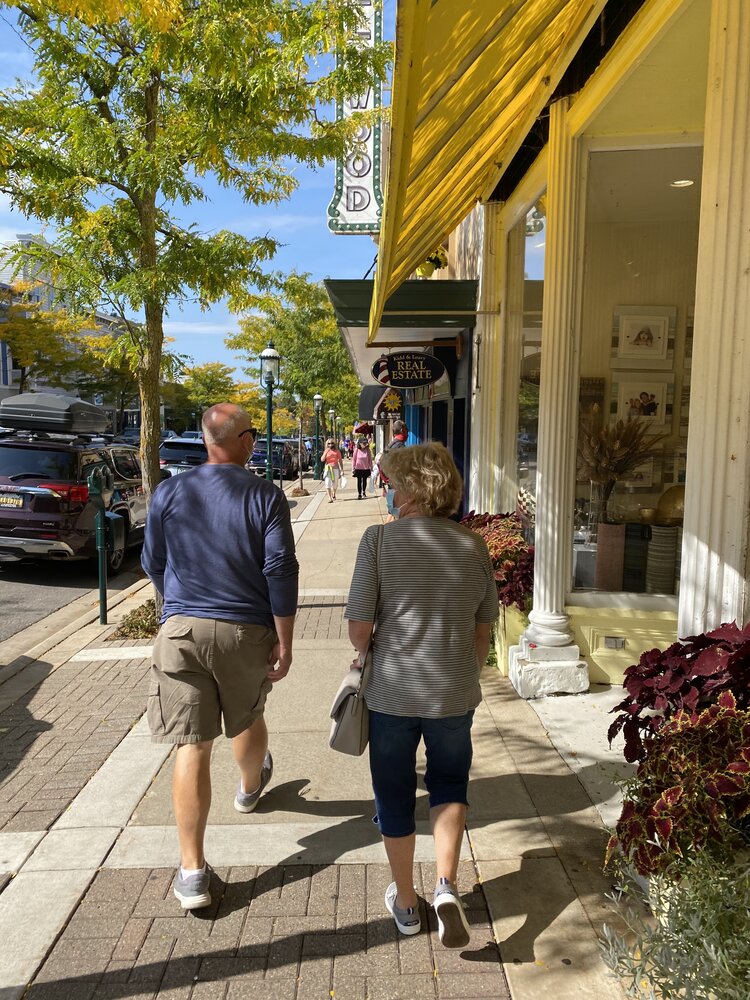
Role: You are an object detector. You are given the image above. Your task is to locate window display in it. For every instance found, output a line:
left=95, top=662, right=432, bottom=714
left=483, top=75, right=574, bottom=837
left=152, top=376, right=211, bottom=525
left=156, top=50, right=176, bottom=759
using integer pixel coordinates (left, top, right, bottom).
left=572, top=146, right=702, bottom=595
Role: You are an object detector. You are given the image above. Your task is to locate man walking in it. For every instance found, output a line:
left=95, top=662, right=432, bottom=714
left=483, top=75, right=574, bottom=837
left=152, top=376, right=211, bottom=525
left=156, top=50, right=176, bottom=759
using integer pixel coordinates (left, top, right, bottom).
left=142, top=404, right=298, bottom=910
left=382, top=419, right=409, bottom=518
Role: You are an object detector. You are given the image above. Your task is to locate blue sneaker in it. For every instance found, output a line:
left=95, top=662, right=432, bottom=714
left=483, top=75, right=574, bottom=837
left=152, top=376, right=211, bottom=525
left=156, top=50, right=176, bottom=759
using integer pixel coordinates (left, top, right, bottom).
left=173, top=867, right=211, bottom=910
left=385, top=882, right=421, bottom=936
left=234, top=750, right=273, bottom=813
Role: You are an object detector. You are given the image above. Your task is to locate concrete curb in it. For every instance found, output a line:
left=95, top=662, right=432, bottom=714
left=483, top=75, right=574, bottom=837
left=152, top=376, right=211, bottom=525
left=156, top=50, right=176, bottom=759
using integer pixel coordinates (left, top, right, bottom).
left=0, top=577, right=152, bottom=689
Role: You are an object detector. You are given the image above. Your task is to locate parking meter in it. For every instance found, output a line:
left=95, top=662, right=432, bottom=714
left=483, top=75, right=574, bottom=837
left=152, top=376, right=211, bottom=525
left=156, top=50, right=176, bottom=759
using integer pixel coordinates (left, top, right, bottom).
left=87, top=465, right=114, bottom=624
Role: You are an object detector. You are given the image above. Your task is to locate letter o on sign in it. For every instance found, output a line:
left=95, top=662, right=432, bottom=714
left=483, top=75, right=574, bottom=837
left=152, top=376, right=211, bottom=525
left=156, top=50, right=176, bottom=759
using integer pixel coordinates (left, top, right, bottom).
left=346, top=152, right=372, bottom=178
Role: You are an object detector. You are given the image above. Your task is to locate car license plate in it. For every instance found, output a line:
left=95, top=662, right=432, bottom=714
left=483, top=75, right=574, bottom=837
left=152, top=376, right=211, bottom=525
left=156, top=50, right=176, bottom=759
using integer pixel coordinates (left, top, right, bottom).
left=0, top=494, right=23, bottom=508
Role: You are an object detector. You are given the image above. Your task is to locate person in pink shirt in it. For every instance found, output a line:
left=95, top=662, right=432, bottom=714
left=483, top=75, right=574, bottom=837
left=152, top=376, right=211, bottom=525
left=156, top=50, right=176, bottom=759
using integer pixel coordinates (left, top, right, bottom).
left=352, top=437, right=374, bottom=499
left=322, top=439, right=344, bottom=502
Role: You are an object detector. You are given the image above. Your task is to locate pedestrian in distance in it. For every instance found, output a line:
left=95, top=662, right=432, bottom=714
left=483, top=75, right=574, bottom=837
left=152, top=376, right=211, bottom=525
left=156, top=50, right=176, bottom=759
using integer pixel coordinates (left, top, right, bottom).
left=142, top=404, right=298, bottom=911
left=321, top=437, right=344, bottom=502
left=352, top=436, right=373, bottom=499
left=380, top=418, right=408, bottom=520
left=345, top=443, right=499, bottom=948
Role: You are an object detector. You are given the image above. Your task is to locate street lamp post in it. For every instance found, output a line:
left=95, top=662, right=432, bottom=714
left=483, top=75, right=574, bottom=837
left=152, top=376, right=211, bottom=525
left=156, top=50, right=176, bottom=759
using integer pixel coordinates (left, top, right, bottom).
left=328, top=408, right=336, bottom=448
left=260, top=341, right=281, bottom=482
left=313, top=393, right=323, bottom=480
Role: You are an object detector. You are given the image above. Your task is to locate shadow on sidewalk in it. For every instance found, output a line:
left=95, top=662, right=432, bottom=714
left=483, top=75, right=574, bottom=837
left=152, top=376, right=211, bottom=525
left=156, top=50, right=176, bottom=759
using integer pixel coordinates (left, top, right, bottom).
left=0, top=664, right=54, bottom=787
left=24, top=869, right=505, bottom=999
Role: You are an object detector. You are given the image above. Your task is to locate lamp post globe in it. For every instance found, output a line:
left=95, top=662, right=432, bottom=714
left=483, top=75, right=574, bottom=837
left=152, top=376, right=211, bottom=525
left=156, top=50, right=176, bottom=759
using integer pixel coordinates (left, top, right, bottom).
left=260, top=341, right=281, bottom=481
left=313, top=393, right=323, bottom=480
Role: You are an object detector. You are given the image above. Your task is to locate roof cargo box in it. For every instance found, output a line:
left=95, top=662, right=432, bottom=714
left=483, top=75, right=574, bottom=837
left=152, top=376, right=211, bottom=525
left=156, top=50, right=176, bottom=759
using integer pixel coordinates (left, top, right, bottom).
left=0, top=393, right=108, bottom=434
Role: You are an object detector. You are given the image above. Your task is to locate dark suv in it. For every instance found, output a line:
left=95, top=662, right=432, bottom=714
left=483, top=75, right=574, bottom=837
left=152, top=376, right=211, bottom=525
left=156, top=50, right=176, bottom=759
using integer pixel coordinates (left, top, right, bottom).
left=247, top=439, right=298, bottom=479
left=158, top=437, right=209, bottom=476
left=0, top=431, right=147, bottom=573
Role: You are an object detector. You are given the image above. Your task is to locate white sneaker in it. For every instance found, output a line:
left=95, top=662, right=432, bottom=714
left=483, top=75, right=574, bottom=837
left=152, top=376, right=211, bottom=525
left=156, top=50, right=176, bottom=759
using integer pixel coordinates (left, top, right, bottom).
left=433, top=878, right=470, bottom=949
left=384, top=882, right=421, bottom=936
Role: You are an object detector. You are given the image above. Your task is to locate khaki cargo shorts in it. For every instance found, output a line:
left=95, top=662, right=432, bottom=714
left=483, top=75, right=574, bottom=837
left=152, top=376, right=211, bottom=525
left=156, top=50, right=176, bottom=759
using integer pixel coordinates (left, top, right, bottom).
left=147, top=615, right=276, bottom=744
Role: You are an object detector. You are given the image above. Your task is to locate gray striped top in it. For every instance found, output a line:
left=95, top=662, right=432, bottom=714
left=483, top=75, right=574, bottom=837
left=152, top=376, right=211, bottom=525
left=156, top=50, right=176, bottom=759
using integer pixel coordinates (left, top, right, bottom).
left=345, top=518, right=499, bottom=718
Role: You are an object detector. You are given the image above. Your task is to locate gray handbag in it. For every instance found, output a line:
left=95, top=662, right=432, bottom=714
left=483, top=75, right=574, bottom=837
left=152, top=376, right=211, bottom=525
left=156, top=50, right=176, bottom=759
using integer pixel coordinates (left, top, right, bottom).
left=328, top=525, right=383, bottom=756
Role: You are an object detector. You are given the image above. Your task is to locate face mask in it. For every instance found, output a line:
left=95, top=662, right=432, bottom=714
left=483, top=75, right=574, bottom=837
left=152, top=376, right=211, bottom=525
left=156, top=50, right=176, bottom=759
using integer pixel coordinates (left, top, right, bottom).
left=391, top=505, right=401, bottom=519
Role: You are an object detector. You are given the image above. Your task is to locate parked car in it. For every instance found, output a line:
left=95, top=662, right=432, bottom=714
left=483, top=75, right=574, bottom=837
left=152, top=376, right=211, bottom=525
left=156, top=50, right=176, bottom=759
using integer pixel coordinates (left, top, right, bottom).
left=0, top=392, right=151, bottom=574
left=119, top=426, right=141, bottom=445
left=0, top=435, right=147, bottom=574
left=179, top=430, right=203, bottom=440
left=281, top=438, right=309, bottom=472
left=247, top=439, right=298, bottom=479
left=159, top=437, right=209, bottom=476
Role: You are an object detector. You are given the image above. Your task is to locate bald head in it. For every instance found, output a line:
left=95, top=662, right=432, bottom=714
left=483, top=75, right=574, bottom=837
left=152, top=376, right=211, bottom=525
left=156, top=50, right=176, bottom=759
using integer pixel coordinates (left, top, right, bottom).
left=202, top=404, right=249, bottom=445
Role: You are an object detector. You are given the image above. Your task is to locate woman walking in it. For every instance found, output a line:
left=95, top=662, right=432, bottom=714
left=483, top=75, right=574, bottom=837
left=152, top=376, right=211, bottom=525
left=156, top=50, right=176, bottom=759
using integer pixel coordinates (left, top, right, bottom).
left=345, top=443, right=499, bottom=947
left=352, top=437, right=373, bottom=499
left=321, top=438, right=343, bottom=502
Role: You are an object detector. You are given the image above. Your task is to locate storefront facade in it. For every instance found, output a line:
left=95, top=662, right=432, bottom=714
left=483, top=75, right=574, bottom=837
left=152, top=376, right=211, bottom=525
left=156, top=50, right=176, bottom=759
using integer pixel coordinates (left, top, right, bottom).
left=370, top=0, right=750, bottom=694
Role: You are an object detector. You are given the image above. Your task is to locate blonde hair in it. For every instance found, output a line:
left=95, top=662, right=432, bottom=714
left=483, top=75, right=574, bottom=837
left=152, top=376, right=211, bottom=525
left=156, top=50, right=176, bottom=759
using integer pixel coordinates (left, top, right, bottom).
left=380, top=442, right=462, bottom=517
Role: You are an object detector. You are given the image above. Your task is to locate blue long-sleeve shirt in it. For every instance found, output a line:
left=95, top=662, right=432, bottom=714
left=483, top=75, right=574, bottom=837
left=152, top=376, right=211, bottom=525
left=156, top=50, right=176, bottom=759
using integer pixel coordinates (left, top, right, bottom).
left=142, top=464, right=298, bottom=626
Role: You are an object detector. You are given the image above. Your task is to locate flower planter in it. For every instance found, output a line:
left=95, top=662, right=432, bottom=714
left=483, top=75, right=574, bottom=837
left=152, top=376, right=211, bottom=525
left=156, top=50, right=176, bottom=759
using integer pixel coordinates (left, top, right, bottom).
left=415, top=261, right=436, bottom=278
left=495, top=605, right=527, bottom=676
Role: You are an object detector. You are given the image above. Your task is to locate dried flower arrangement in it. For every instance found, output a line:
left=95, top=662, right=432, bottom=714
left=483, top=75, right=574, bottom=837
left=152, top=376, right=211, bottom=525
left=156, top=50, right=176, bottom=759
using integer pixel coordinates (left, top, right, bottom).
left=577, top=405, right=668, bottom=523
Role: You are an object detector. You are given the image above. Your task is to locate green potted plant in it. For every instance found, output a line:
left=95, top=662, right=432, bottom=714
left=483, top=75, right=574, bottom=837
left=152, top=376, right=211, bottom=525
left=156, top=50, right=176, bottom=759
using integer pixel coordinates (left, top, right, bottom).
left=415, top=245, right=448, bottom=278
left=577, top=405, right=667, bottom=590
left=606, top=691, right=750, bottom=877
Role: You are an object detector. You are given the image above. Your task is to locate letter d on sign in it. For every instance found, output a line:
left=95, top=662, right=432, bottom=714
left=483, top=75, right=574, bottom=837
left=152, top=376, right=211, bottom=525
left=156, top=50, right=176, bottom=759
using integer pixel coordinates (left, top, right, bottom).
left=346, top=187, right=371, bottom=212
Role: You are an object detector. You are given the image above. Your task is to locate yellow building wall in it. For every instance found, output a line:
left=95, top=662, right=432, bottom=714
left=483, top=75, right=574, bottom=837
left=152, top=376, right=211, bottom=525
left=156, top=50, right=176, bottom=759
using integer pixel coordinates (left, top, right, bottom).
left=566, top=606, right=677, bottom=684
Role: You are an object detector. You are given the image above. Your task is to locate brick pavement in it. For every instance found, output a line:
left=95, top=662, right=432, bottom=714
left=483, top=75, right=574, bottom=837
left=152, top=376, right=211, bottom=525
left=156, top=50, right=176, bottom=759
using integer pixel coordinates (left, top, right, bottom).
left=3, top=596, right=511, bottom=997
left=29, top=861, right=509, bottom=1000
left=294, top=598, right=349, bottom=642
left=0, top=639, right=152, bottom=838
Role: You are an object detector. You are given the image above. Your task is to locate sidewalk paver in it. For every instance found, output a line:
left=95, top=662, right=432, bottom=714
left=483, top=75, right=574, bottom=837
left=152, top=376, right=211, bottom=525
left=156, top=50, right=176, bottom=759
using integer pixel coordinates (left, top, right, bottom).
left=0, top=470, right=627, bottom=1000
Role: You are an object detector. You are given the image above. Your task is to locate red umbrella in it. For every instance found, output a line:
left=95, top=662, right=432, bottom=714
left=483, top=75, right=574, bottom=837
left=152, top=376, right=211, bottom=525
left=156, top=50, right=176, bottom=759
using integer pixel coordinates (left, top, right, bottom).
left=354, top=421, right=374, bottom=434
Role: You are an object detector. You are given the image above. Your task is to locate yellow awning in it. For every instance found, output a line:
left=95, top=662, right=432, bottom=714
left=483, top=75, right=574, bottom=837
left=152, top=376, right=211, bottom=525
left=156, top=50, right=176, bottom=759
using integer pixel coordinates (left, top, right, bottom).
left=369, top=0, right=607, bottom=341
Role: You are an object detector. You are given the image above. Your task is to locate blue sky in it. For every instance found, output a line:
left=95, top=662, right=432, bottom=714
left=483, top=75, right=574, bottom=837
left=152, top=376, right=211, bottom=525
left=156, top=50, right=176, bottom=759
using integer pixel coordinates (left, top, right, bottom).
left=0, top=1, right=544, bottom=378
left=0, top=4, right=393, bottom=375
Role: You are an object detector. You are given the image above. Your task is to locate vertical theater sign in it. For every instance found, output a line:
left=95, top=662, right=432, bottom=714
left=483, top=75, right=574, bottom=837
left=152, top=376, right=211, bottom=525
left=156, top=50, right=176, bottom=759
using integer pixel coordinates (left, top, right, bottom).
left=327, top=0, right=383, bottom=234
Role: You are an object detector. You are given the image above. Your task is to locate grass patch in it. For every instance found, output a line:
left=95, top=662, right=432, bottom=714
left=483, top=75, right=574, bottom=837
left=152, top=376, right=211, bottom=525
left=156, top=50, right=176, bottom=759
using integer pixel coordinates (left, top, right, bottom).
left=109, top=599, right=158, bottom=639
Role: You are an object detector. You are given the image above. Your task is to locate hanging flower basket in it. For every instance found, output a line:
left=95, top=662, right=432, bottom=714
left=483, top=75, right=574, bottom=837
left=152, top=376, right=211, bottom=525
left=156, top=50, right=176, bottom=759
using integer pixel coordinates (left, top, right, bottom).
left=415, top=261, right=436, bottom=278
left=415, top=245, right=448, bottom=279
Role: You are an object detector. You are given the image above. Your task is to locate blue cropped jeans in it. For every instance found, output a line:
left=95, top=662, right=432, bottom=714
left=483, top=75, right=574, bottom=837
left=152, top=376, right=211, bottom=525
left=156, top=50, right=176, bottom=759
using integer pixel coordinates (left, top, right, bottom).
left=368, top=709, right=474, bottom=838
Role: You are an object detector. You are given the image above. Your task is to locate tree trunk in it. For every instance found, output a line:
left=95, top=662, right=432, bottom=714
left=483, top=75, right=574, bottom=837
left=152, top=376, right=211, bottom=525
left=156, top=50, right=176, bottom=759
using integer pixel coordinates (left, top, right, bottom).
left=139, top=298, right=164, bottom=501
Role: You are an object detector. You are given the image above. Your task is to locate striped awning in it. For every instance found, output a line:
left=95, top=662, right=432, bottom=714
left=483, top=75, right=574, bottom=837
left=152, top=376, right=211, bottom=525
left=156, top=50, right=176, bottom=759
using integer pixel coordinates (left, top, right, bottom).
left=369, top=0, right=607, bottom=340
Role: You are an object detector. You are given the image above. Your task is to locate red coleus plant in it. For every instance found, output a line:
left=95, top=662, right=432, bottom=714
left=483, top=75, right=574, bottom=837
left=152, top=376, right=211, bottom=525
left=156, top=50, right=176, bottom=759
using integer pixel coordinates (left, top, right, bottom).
left=608, top=620, right=750, bottom=762
left=607, top=691, right=750, bottom=876
left=460, top=511, right=534, bottom=612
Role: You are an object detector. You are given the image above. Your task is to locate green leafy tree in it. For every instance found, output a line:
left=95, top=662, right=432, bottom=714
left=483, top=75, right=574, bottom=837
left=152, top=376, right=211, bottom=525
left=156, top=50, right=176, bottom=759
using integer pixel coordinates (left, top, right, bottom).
left=182, top=362, right=237, bottom=415
left=226, top=273, right=361, bottom=438
left=0, top=2, right=388, bottom=495
left=0, top=282, right=83, bottom=392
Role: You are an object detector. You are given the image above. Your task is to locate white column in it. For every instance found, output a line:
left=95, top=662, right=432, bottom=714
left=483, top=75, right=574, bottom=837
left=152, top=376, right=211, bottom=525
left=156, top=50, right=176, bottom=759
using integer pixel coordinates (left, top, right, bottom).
left=469, top=201, right=505, bottom=513
left=679, top=1, right=750, bottom=635
left=510, top=97, right=588, bottom=698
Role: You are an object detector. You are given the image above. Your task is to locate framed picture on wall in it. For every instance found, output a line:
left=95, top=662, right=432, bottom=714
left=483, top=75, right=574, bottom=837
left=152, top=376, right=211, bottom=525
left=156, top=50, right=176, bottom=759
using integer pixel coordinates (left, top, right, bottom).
left=611, top=305, right=677, bottom=370
left=611, top=375, right=674, bottom=428
left=623, top=457, right=656, bottom=489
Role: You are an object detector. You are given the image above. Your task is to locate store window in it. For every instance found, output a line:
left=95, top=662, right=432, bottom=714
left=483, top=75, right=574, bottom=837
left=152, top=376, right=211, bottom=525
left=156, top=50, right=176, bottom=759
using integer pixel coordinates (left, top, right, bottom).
left=513, top=208, right=545, bottom=543
left=573, top=146, right=701, bottom=594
